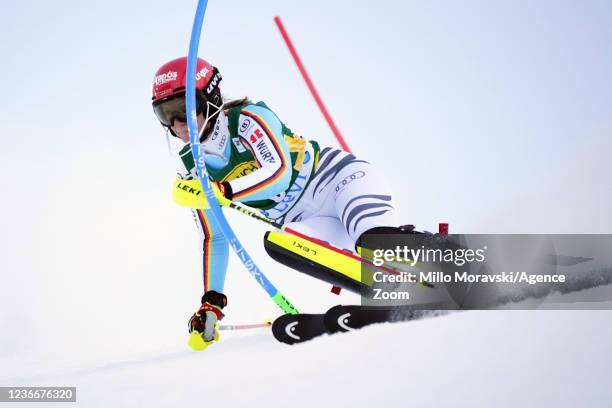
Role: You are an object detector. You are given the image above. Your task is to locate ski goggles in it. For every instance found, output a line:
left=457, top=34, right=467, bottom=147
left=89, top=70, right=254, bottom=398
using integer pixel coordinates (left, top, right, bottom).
left=153, top=94, right=204, bottom=127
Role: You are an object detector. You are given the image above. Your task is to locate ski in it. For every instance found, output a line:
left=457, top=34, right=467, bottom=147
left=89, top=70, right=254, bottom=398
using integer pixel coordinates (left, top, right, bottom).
left=272, top=305, right=448, bottom=344
left=323, top=305, right=395, bottom=333
left=324, top=305, right=447, bottom=333
left=271, top=313, right=328, bottom=345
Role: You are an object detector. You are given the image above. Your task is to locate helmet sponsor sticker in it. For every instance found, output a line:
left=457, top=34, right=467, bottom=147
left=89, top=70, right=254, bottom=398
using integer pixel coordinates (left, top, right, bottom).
left=206, top=72, right=222, bottom=94
left=154, top=71, right=178, bottom=86
left=195, top=66, right=210, bottom=81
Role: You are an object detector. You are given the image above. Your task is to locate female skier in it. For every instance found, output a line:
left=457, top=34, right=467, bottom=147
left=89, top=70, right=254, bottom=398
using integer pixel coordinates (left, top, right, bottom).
left=152, top=57, right=405, bottom=345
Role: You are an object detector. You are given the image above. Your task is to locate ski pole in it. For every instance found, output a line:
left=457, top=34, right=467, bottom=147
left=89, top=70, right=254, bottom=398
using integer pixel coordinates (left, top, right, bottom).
left=227, top=200, right=433, bottom=287
left=173, top=178, right=433, bottom=286
left=219, top=322, right=272, bottom=331
left=185, top=0, right=298, bottom=314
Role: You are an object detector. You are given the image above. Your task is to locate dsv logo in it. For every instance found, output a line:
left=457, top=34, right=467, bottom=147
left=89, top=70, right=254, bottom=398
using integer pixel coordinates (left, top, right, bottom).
left=335, top=171, right=365, bottom=193
left=240, top=119, right=251, bottom=133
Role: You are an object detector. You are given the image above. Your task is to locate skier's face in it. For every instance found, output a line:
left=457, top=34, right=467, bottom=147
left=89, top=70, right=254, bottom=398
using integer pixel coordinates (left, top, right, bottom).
left=171, top=113, right=206, bottom=143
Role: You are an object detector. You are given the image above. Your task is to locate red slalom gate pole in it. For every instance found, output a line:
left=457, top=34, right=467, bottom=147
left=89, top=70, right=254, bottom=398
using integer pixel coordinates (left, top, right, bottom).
left=439, top=223, right=449, bottom=235
left=274, top=16, right=352, bottom=295
left=273, top=16, right=352, bottom=153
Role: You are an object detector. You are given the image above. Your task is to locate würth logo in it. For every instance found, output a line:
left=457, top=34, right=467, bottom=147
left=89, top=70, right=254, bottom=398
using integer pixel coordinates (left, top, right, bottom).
left=249, top=128, right=264, bottom=143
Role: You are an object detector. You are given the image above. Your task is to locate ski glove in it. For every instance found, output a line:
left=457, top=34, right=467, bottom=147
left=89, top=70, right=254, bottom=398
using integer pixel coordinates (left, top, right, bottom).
left=213, top=180, right=232, bottom=200
left=196, top=180, right=232, bottom=208
left=188, top=290, right=227, bottom=343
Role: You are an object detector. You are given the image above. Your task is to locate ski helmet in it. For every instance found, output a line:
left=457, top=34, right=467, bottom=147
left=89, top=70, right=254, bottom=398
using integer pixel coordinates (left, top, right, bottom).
left=151, top=57, right=222, bottom=127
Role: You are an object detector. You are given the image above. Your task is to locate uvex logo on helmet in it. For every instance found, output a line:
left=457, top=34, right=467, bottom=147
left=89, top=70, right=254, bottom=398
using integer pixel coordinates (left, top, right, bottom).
left=206, top=72, right=222, bottom=94
left=195, top=66, right=210, bottom=81
left=154, top=71, right=178, bottom=86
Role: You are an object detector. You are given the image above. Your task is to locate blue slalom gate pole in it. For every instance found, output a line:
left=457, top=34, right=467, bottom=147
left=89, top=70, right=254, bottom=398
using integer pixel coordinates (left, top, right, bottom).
left=185, top=0, right=297, bottom=314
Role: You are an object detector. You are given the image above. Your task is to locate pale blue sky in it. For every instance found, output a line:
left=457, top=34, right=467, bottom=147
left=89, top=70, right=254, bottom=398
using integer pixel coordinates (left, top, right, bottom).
left=1, top=0, right=611, bottom=362
left=2, top=0, right=610, bottom=231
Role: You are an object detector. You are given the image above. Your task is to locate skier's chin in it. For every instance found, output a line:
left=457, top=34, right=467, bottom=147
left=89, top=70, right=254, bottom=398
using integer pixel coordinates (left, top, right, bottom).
left=179, top=134, right=190, bottom=144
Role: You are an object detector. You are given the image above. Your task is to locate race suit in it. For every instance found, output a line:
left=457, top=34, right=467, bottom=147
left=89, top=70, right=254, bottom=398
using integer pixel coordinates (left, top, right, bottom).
left=177, top=101, right=398, bottom=292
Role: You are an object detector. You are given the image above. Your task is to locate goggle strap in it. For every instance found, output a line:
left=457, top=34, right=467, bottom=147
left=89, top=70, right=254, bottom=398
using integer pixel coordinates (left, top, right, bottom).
left=198, top=100, right=225, bottom=141
left=164, top=128, right=172, bottom=154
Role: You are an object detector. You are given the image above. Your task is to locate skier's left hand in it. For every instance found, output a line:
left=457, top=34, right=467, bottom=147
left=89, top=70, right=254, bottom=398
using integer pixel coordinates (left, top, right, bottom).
left=211, top=180, right=232, bottom=206
left=188, top=290, right=227, bottom=350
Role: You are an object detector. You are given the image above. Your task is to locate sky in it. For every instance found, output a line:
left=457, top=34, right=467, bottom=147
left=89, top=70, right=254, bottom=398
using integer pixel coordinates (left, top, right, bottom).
left=1, top=0, right=611, bottom=384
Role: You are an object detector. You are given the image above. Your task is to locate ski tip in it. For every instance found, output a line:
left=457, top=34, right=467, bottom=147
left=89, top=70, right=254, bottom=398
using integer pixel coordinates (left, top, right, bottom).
left=272, top=313, right=328, bottom=345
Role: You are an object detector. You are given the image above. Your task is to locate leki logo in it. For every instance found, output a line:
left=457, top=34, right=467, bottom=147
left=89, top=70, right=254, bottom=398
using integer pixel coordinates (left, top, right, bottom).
left=195, top=67, right=210, bottom=81
left=154, top=71, right=178, bottom=85
left=292, top=241, right=317, bottom=256
left=176, top=182, right=202, bottom=196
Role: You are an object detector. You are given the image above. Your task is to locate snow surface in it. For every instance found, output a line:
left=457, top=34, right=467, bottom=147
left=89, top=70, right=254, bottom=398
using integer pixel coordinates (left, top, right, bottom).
left=3, top=307, right=612, bottom=407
